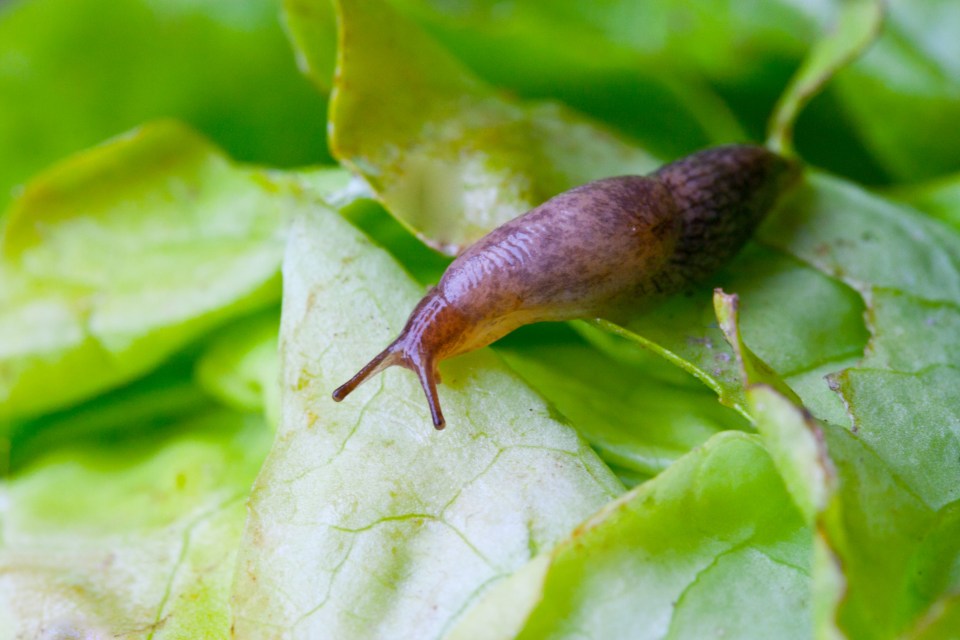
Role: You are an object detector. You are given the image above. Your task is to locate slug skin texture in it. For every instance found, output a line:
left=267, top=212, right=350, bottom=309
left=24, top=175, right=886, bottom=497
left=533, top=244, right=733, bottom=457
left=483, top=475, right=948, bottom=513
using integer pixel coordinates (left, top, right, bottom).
left=333, top=145, right=800, bottom=428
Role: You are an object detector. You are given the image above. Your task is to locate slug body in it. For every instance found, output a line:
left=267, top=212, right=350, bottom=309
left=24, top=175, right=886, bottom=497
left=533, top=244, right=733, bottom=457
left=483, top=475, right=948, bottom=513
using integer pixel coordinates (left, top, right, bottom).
left=333, top=145, right=798, bottom=428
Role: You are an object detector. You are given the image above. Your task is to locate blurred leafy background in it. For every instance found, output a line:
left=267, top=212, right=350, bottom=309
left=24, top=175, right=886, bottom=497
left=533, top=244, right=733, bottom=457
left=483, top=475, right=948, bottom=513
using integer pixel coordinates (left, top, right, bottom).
left=2, top=0, right=960, bottom=638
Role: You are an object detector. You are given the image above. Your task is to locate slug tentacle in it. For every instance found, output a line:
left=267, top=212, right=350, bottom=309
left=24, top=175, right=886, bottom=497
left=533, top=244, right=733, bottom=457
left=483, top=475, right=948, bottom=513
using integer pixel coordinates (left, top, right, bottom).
left=414, top=359, right=445, bottom=429
left=333, top=292, right=451, bottom=429
left=331, top=343, right=400, bottom=402
left=332, top=144, right=799, bottom=430
left=332, top=337, right=445, bottom=428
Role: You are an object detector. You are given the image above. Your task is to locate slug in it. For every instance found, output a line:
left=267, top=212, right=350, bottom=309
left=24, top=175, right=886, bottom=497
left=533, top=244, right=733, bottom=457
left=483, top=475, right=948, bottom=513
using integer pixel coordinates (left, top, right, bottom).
left=333, top=144, right=799, bottom=429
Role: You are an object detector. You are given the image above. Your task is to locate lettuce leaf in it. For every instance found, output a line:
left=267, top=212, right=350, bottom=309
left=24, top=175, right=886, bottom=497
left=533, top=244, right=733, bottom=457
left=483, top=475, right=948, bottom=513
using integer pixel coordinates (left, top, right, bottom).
left=0, top=395, right=272, bottom=637
left=721, top=286, right=960, bottom=639
left=496, top=328, right=748, bottom=485
left=231, top=202, right=622, bottom=638
left=0, top=0, right=329, bottom=212
left=446, top=431, right=810, bottom=640
left=318, top=0, right=658, bottom=254
left=5, top=0, right=960, bottom=636
left=0, top=121, right=340, bottom=423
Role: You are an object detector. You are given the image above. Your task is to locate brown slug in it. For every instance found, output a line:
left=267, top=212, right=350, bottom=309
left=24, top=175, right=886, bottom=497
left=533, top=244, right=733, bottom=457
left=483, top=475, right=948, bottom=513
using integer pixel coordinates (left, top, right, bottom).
left=333, top=145, right=799, bottom=429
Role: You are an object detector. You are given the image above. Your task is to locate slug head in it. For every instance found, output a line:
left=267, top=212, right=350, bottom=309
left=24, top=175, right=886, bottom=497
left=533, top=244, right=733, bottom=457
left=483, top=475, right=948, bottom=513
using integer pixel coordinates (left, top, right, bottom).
left=332, top=339, right=445, bottom=428
left=333, top=293, right=456, bottom=429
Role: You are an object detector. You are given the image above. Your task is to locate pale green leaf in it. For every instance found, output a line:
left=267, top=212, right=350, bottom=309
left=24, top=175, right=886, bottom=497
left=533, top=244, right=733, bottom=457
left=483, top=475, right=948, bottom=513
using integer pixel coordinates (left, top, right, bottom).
left=322, top=0, right=657, bottom=254
left=230, top=204, right=622, bottom=638
left=447, top=432, right=810, bottom=640
left=0, top=403, right=272, bottom=638
left=0, top=121, right=310, bottom=422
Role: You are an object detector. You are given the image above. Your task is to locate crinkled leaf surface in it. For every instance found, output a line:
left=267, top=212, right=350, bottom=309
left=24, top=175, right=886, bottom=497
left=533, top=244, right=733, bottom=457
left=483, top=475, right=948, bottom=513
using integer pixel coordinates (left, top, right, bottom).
left=321, top=0, right=658, bottom=254
left=0, top=397, right=272, bottom=638
left=722, top=219, right=960, bottom=639
left=0, top=0, right=329, bottom=213
left=0, top=121, right=316, bottom=423
left=590, top=168, right=960, bottom=637
left=761, top=182, right=960, bottom=630
left=446, top=432, right=810, bottom=640
left=230, top=205, right=622, bottom=638
left=761, top=174, right=960, bottom=304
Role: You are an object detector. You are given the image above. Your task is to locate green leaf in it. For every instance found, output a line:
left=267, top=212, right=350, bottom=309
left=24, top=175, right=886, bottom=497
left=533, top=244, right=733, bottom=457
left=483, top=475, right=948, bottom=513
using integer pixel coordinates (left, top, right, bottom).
left=832, top=367, right=960, bottom=511
left=338, top=197, right=452, bottom=285
left=0, top=0, right=330, bottom=213
left=761, top=173, right=960, bottom=304
left=719, top=266, right=960, bottom=638
left=496, top=326, right=748, bottom=484
left=818, top=423, right=937, bottom=638
left=594, top=239, right=868, bottom=424
left=318, top=0, right=657, bottom=254
left=230, top=204, right=622, bottom=637
left=767, top=0, right=883, bottom=156
left=0, top=400, right=272, bottom=637
left=833, top=0, right=960, bottom=181
left=903, top=593, right=960, bottom=640
left=447, top=432, right=811, bottom=640
left=7, top=353, right=208, bottom=474
left=712, top=291, right=833, bottom=524
left=593, top=172, right=957, bottom=431
left=194, top=308, right=282, bottom=426
left=392, top=0, right=897, bottom=182
left=283, top=0, right=748, bottom=158
left=0, top=121, right=323, bottom=423
left=860, top=288, right=960, bottom=372
left=890, top=172, right=960, bottom=231
left=397, top=0, right=823, bottom=82
left=282, top=0, right=338, bottom=93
